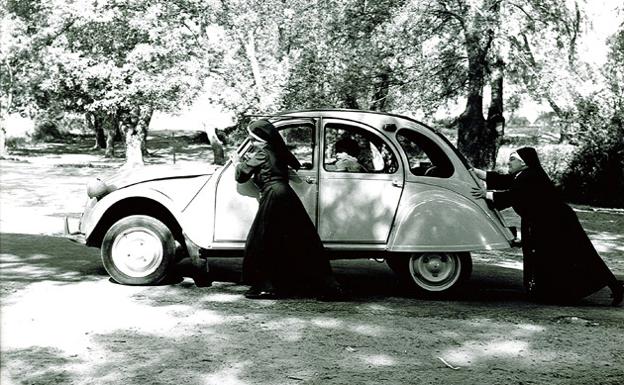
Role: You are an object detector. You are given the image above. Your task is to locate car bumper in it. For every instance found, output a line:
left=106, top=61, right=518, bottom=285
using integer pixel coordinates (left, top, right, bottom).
left=63, top=216, right=86, bottom=245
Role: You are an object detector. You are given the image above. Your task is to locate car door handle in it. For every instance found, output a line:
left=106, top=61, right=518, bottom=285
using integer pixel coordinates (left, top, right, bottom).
left=391, top=179, right=403, bottom=188
left=304, top=176, right=316, bottom=184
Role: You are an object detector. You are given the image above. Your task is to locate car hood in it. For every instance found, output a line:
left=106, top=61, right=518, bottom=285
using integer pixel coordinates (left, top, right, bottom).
left=104, top=163, right=222, bottom=190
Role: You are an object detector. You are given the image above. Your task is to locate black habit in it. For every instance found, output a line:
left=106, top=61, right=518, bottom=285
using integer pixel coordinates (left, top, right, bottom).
left=486, top=147, right=618, bottom=303
left=235, top=120, right=333, bottom=293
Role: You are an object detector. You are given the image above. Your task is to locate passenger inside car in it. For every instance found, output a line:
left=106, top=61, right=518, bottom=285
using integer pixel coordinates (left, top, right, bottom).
left=325, top=137, right=368, bottom=172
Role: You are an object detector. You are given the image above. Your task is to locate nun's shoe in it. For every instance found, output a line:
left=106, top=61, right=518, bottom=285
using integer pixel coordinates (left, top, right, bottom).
left=245, top=287, right=279, bottom=300
left=192, top=275, right=213, bottom=288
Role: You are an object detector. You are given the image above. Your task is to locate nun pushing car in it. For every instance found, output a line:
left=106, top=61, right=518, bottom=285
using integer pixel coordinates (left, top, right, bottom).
left=471, top=147, right=622, bottom=305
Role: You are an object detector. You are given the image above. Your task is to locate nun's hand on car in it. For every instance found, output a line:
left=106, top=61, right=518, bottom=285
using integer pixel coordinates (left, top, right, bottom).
left=471, top=187, right=486, bottom=199
left=470, top=167, right=487, bottom=180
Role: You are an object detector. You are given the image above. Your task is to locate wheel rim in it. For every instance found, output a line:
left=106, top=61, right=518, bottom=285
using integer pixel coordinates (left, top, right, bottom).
left=408, top=253, right=461, bottom=291
left=111, top=226, right=164, bottom=278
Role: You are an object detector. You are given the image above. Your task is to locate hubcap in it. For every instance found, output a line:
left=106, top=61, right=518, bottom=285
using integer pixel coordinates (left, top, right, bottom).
left=409, top=253, right=460, bottom=291
left=111, top=227, right=164, bottom=277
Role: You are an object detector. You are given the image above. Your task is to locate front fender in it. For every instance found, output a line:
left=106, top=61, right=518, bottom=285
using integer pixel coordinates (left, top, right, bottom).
left=81, top=186, right=182, bottom=244
left=81, top=176, right=209, bottom=242
left=388, top=185, right=512, bottom=252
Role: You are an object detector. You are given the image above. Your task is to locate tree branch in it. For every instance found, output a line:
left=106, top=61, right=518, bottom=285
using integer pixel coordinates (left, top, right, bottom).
left=507, top=1, right=533, bottom=21
left=431, top=2, right=466, bottom=30
left=568, top=2, right=581, bottom=66
left=484, top=28, right=495, bottom=55
left=488, top=0, right=505, bottom=12
left=42, top=18, right=77, bottom=46
left=180, top=18, right=204, bottom=51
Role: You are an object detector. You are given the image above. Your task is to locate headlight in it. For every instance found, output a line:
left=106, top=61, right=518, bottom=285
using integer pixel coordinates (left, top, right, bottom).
left=86, top=178, right=110, bottom=199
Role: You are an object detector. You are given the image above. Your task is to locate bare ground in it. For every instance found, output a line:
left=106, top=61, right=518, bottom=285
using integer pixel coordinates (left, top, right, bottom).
left=1, top=134, right=623, bottom=385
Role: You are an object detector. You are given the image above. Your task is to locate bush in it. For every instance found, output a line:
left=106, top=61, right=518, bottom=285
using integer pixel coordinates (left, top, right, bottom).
left=536, top=144, right=576, bottom=187
left=31, top=119, right=63, bottom=141
left=6, top=136, right=28, bottom=149
left=495, top=143, right=574, bottom=187
left=560, top=120, right=624, bottom=208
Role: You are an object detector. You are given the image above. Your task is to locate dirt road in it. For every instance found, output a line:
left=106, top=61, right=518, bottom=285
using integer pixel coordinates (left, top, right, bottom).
left=1, top=146, right=623, bottom=385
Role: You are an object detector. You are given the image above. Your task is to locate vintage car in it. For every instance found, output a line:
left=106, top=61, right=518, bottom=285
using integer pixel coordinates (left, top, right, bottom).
left=69, top=109, right=516, bottom=294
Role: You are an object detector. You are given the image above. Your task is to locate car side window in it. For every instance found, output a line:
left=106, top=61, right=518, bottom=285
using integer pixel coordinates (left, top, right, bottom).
left=279, top=123, right=315, bottom=170
left=396, top=129, right=454, bottom=178
left=323, top=123, right=398, bottom=173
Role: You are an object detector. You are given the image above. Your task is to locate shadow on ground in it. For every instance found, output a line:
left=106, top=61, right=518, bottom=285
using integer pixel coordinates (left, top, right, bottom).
left=2, top=233, right=623, bottom=385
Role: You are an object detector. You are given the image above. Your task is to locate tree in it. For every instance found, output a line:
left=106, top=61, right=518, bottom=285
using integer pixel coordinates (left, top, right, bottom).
left=387, top=0, right=584, bottom=168
left=280, top=0, right=407, bottom=111
left=560, top=24, right=624, bottom=207
left=1, top=0, right=211, bottom=163
left=276, top=1, right=584, bottom=167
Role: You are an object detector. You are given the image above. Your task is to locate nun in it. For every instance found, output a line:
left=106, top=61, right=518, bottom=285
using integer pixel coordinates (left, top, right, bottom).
left=471, top=147, right=623, bottom=305
left=231, top=119, right=344, bottom=300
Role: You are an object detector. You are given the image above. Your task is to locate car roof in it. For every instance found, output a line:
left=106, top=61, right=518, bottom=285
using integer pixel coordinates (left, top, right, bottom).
left=254, top=108, right=470, bottom=170
left=248, top=108, right=440, bottom=134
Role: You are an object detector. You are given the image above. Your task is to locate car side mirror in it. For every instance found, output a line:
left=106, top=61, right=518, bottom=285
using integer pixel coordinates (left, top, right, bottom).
left=300, top=162, right=313, bottom=170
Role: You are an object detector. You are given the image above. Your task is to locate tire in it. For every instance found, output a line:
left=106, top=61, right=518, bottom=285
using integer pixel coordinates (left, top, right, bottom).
left=387, top=252, right=472, bottom=294
left=101, top=215, right=176, bottom=285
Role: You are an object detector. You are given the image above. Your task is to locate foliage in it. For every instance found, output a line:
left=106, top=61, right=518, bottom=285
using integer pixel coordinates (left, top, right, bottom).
left=1, top=0, right=216, bottom=155
left=2, top=0, right=622, bottom=186
left=534, top=143, right=575, bottom=186
left=560, top=116, right=624, bottom=207
left=559, top=26, right=624, bottom=208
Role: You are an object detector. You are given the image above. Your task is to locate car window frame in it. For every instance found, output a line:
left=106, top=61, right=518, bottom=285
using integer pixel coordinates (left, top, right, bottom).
left=321, top=120, right=400, bottom=175
left=395, top=128, right=456, bottom=179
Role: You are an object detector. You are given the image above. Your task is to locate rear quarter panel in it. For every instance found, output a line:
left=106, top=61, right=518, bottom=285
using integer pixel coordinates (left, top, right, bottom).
left=388, top=180, right=512, bottom=252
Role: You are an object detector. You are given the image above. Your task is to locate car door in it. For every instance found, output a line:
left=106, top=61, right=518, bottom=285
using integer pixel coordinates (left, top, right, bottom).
left=318, top=119, right=404, bottom=244
left=212, top=118, right=319, bottom=243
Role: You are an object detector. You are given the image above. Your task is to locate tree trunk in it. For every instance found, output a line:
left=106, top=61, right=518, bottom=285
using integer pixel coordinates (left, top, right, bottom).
left=137, top=107, right=153, bottom=157
left=342, top=92, right=360, bottom=109
left=103, top=113, right=117, bottom=158
left=369, top=69, right=390, bottom=111
left=1, top=58, right=13, bottom=157
left=0, top=121, right=7, bottom=158
left=457, top=32, right=489, bottom=168
left=121, top=108, right=145, bottom=169
left=485, top=57, right=505, bottom=167
left=124, top=129, right=144, bottom=169
left=545, top=98, right=572, bottom=143
left=243, top=30, right=266, bottom=108
left=205, top=124, right=225, bottom=165
left=88, top=112, right=106, bottom=150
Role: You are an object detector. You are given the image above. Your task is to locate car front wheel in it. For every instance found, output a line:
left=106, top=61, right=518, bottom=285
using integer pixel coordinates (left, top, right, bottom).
left=387, top=252, right=472, bottom=294
left=101, top=215, right=176, bottom=285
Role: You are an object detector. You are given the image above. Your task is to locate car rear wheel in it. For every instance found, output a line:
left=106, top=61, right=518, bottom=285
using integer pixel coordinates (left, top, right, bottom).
left=101, top=215, right=175, bottom=285
left=387, top=252, right=472, bottom=294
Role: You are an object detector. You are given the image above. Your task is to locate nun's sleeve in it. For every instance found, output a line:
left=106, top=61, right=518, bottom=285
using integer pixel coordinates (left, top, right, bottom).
left=490, top=190, right=514, bottom=211
left=235, top=151, right=266, bottom=183
left=489, top=171, right=533, bottom=211
left=486, top=171, right=515, bottom=190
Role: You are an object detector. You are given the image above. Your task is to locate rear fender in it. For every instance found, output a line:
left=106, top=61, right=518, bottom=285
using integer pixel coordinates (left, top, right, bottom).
left=388, top=186, right=512, bottom=252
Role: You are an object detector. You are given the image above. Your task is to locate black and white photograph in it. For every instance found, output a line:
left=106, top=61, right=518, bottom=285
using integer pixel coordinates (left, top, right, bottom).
left=1, top=0, right=623, bottom=384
